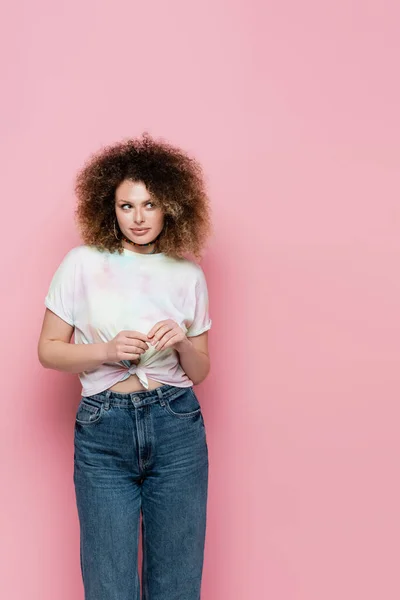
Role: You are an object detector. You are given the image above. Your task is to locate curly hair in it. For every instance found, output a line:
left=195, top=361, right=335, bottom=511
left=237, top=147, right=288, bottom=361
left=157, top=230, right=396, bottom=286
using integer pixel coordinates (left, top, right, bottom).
left=74, top=133, right=213, bottom=261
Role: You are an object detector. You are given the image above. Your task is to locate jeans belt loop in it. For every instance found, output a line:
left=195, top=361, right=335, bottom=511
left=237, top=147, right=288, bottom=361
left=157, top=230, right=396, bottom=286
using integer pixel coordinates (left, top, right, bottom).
left=156, top=387, right=165, bottom=406
left=103, top=390, right=111, bottom=410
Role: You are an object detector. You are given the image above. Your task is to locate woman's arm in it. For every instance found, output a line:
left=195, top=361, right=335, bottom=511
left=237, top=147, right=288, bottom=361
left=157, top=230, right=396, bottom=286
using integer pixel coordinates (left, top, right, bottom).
left=38, top=309, right=107, bottom=373
left=39, top=339, right=108, bottom=373
left=175, top=331, right=210, bottom=385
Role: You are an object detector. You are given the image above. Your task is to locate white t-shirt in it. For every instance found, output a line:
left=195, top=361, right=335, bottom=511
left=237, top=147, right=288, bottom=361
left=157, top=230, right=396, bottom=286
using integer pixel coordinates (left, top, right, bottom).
left=44, top=244, right=212, bottom=396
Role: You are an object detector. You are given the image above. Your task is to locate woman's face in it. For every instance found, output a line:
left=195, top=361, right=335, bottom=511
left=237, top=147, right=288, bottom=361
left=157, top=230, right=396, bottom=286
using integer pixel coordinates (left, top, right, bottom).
left=115, top=179, right=165, bottom=253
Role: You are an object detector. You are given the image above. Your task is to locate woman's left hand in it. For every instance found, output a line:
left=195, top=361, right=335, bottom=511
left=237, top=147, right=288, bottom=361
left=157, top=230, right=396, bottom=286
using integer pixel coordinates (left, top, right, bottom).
left=147, top=319, right=189, bottom=352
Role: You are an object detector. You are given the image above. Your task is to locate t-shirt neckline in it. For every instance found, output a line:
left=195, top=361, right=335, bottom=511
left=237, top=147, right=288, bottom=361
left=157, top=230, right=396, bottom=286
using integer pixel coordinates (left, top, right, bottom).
left=122, top=248, right=166, bottom=259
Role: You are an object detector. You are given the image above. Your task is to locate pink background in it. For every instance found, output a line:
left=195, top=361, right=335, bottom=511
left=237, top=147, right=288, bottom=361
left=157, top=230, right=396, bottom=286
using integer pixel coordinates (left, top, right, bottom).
left=1, top=0, right=399, bottom=598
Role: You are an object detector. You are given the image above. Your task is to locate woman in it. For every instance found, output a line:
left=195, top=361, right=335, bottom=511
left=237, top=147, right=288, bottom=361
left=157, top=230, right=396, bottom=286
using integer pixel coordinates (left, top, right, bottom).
left=38, top=133, right=213, bottom=600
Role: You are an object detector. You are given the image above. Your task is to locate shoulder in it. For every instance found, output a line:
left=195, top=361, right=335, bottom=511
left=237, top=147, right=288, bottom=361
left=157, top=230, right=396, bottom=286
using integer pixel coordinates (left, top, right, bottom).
left=59, top=244, right=87, bottom=261
left=50, top=245, right=100, bottom=277
left=183, top=259, right=208, bottom=283
left=63, top=244, right=106, bottom=264
left=167, top=256, right=206, bottom=282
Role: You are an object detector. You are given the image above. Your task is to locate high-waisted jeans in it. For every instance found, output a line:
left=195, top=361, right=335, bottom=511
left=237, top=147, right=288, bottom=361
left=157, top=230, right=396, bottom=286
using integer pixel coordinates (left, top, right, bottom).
left=73, top=384, right=209, bottom=600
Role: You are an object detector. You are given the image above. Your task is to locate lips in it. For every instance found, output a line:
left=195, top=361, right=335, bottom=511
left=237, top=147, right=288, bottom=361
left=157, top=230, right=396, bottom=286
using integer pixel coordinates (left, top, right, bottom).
left=130, top=228, right=150, bottom=233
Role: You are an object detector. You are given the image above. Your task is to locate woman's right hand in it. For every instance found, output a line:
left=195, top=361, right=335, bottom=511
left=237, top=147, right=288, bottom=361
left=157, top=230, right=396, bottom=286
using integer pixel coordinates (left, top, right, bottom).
left=105, top=330, right=150, bottom=364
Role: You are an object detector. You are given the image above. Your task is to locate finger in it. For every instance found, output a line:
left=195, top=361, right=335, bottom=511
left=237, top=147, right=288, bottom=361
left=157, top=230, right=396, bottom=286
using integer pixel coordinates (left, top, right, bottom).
left=147, top=322, right=166, bottom=339
left=121, top=352, right=141, bottom=361
left=125, top=331, right=149, bottom=342
left=156, top=331, right=179, bottom=351
left=150, top=325, right=171, bottom=345
left=124, top=338, right=149, bottom=351
left=124, top=340, right=148, bottom=351
left=124, top=343, right=147, bottom=354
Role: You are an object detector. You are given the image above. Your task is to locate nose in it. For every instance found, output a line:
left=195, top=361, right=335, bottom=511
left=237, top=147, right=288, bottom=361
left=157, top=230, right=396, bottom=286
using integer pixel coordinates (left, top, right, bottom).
left=134, top=209, right=145, bottom=225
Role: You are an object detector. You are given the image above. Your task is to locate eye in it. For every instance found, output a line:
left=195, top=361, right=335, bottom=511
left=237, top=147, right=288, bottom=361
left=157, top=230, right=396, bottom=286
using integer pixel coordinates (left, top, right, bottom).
left=120, top=202, right=156, bottom=209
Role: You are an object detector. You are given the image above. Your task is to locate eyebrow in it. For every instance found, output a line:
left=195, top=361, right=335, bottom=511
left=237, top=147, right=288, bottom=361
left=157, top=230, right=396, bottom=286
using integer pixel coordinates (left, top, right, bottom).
left=116, top=199, right=154, bottom=204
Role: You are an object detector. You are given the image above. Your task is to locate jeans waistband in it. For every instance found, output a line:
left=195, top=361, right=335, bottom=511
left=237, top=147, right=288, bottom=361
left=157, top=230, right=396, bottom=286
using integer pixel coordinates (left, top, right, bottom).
left=84, top=384, right=191, bottom=408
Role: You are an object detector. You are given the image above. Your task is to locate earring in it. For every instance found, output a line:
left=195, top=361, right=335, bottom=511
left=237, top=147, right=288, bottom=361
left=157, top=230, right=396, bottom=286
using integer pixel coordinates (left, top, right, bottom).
left=113, top=218, right=120, bottom=240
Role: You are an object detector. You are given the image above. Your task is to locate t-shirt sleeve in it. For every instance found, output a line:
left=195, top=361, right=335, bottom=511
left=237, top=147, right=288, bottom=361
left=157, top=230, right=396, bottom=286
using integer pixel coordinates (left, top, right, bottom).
left=186, top=266, right=212, bottom=337
left=44, top=248, right=77, bottom=326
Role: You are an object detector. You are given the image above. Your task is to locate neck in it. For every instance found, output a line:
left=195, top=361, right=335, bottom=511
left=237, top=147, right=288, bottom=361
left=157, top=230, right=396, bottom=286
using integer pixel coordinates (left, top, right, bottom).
left=121, top=234, right=160, bottom=255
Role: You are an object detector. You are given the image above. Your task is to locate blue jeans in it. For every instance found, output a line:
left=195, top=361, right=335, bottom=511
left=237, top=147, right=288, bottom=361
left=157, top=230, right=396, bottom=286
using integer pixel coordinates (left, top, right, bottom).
left=73, top=384, right=209, bottom=600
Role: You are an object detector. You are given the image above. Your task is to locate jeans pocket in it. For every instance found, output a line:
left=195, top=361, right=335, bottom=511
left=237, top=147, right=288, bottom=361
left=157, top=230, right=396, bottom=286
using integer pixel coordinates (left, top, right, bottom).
left=164, top=387, right=202, bottom=419
left=75, top=398, right=104, bottom=426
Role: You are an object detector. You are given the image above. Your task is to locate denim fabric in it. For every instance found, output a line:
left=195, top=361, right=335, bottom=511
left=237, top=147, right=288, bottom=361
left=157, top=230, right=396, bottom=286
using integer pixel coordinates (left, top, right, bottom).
left=73, top=384, right=209, bottom=600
